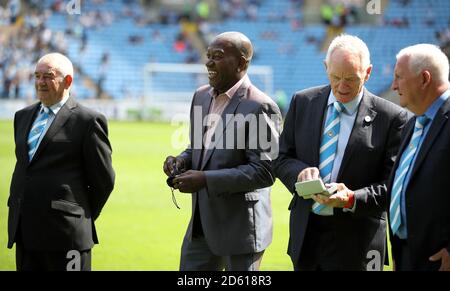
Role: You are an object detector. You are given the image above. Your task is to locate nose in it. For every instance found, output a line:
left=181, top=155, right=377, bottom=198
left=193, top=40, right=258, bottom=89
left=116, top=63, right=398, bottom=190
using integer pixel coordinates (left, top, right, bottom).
left=338, top=81, right=349, bottom=91
left=206, top=58, right=214, bottom=68
left=391, top=80, right=398, bottom=91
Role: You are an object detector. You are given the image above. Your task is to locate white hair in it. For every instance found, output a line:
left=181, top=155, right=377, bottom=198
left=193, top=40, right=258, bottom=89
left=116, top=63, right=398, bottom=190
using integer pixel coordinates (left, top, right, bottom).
left=325, top=34, right=371, bottom=71
left=36, top=52, right=74, bottom=80
left=396, top=44, right=449, bottom=84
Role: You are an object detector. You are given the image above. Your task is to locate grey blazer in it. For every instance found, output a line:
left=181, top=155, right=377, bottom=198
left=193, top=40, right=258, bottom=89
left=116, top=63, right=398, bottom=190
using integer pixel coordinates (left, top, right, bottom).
left=179, top=78, right=282, bottom=256
left=273, top=85, right=409, bottom=270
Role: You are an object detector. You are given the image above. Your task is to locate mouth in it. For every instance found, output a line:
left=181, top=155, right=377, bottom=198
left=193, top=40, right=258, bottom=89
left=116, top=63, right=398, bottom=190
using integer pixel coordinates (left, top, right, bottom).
left=207, top=70, right=218, bottom=80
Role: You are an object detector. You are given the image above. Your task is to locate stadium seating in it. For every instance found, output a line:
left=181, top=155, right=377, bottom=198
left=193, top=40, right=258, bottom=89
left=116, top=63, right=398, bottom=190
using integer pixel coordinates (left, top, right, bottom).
left=0, top=0, right=448, bottom=102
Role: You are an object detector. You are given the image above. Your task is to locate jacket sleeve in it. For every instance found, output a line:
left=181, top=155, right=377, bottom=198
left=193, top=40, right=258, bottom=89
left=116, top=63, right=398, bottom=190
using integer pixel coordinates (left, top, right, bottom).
left=83, top=114, right=115, bottom=220
left=352, top=109, right=411, bottom=217
left=177, top=92, right=197, bottom=169
left=272, top=95, right=310, bottom=194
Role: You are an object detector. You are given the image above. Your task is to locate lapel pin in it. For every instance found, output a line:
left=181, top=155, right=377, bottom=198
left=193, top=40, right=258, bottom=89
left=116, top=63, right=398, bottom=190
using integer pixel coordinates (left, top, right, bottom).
left=364, top=116, right=371, bottom=123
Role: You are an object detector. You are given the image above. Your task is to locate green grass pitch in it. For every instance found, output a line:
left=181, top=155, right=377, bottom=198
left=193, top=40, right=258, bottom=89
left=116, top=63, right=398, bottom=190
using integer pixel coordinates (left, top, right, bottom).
left=0, top=120, right=393, bottom=270
left=0, top=120, right=293, bottom=270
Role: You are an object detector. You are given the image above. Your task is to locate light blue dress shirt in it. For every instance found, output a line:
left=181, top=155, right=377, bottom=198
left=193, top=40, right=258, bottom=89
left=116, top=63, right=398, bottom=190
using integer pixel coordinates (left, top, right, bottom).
left=322, top=90, right=363, bottom=213
left=31, top=95, right=70, bottom=158
left=397, top=89, right=450, bottom=239
left=325, top=90, right=363, bottom=183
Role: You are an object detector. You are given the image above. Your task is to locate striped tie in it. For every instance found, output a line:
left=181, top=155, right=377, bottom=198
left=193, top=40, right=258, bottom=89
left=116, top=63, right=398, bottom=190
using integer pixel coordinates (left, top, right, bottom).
left=312, top=101, right=343, bottom=215
left=28, top=107, right=51, bottom=161
left=390, top=115, right=430, bottom=236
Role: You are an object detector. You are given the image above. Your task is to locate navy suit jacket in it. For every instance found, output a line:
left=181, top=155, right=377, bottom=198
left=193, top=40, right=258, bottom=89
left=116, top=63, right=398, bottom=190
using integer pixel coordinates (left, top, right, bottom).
left=388, top=97, right=450, bottom=270
left=274, top=85, right=409, bottom=270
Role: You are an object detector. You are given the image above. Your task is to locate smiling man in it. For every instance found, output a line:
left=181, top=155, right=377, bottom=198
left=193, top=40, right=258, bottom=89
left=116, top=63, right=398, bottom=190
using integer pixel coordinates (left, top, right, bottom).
left=7, top=53, right=115, bottom=271
left=163, top=32, right=282, bottom=271
left=273, top=34, right=410, bottom=270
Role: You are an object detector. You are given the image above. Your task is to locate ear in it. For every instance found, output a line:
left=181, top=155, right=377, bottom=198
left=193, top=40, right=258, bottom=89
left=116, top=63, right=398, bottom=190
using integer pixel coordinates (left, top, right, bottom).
left=323, top=60, right=328, bottom=72
left=238, top=56, right=248, bottom=72
left=64, top=75, right=73, bottom=89
left=421, top=70, right=431, bottom=88
left=364, top=65, right=373, bottom=82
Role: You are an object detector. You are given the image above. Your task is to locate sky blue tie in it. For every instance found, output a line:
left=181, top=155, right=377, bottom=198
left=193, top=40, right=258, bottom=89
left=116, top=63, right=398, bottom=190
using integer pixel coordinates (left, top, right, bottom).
left=390, top=115, right=430, bottom=236
left=312, top=101, right=344, bottom=215
left=28, top=107, right=50, bottom=161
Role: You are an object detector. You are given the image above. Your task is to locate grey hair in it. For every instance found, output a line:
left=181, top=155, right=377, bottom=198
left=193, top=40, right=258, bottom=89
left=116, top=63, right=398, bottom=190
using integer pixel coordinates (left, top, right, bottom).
left=325, top=34, right=371, bottom=71
left=396, top=44, right=449, bottom=84
left=36, top=52, right=74, bottom=80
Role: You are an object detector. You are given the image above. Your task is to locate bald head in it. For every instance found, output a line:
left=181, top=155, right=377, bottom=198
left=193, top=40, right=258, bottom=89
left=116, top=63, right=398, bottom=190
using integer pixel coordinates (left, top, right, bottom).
left=206, top=32, right=254, bottom=93
left=213, top=31, right=253, bottom=63
left=36, top=53, right=74, bottom=81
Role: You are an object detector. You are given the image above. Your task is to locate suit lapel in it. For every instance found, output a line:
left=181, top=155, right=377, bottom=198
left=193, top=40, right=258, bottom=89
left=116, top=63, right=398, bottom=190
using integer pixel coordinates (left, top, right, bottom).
left=20, top=103, right=41, bottom=163
left=408, top=98, right=450, bottom=180
left=387, top=120, right=414, bottom=193
left=337, top=89, right=377, bottom=180
left=192, top=94, right=212, bottom=170
left=311, top=86, right=331, bottom=166
left=200, top=83, right=247, bottom=170
left=30, top=97, right=76, bottom=163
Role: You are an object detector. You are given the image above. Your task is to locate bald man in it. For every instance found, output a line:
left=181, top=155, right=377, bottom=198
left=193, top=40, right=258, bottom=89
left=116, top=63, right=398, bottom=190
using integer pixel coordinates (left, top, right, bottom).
left=163, top=32, right=282, bottom=270
left=7, top=53, right=115, bottom=271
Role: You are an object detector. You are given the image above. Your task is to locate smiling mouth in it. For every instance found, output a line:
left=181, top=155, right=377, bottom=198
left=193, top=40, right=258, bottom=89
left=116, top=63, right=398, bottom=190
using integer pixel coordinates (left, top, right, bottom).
left=208, top=71, right=218, bottom=79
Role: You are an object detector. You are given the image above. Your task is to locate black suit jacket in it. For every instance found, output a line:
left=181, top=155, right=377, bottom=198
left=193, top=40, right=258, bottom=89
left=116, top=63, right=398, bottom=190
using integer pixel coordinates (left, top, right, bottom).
left=388, top=97, right=450, bottom=271
left=8, top=97, right=115, bottom=251
left=273, top=85, right=409, bottom=270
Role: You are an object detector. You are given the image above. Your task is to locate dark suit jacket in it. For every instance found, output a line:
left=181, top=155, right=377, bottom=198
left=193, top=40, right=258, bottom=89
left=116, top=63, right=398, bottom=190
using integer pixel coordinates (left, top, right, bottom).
left=179, top=78, right=282, bottom=256
left=273, top=85, right=409, bottom=270
left=388, top=97, right=450, bottom=271
left=8, top=97, right=115, bottom=251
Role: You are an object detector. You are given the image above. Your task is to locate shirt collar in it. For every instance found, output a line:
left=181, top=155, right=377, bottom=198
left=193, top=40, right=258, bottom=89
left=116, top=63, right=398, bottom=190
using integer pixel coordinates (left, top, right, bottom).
left=41, top=94, right=70, bottom=115
left=209, top=74, right=250, bottom=99
left=423, top=88, right=450, bottom=121
left=327, top=88, right=363, bottom=115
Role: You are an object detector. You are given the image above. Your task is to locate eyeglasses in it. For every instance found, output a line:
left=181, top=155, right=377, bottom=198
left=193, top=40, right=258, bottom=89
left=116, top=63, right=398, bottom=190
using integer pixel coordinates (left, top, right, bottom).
left=170, top=187, right=181, bottom=209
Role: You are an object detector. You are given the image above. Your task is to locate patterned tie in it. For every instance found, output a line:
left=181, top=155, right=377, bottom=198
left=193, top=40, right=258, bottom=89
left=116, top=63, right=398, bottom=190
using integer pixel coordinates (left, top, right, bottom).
left=390, top=115, right=430, bottom=236
left=312, top=101, right=344, bottom=215
left=28, top=107, right=51, bottom=161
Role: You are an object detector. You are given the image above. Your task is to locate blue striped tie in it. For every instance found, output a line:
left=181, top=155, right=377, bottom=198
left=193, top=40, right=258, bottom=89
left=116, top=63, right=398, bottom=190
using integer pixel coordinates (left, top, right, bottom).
left=312, top=101, right=344, bottom=215
left=390, top=115, right=430, bottom=236
left=28, top=107, right=51, bottom=161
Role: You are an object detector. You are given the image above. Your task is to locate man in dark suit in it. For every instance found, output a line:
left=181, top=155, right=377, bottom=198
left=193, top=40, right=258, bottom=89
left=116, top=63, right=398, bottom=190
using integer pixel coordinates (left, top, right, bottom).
left=163, top=32, right=281, bottom=271
left=388, top=44, right=450, bottom=271
left=7, top=53, right=115, bottom=271
left=273, top=34, right=409, bottom=270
